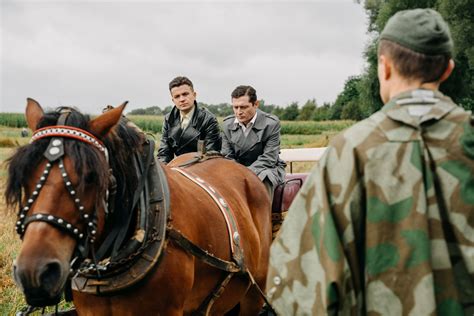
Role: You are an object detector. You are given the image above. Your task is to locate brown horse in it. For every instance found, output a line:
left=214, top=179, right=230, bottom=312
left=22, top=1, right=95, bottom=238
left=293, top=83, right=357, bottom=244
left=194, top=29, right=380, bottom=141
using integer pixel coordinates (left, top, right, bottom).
left=6, top=99, right=272, bottom=315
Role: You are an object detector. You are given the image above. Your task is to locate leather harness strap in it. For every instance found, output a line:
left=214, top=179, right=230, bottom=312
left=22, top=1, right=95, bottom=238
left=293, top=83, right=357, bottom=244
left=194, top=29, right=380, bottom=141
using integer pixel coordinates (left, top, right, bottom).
left=171, top=167, right=245, bottom=269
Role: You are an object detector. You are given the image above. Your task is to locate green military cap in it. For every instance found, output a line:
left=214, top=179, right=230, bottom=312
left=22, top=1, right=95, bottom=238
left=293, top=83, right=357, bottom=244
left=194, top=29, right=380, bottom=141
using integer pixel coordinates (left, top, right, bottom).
left=380, top=8, right=453, bottom=55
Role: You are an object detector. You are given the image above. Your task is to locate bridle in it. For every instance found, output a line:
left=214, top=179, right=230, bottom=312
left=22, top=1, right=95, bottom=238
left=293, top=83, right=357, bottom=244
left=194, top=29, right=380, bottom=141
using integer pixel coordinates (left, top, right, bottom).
left=15, top=121, right=108, bottom=261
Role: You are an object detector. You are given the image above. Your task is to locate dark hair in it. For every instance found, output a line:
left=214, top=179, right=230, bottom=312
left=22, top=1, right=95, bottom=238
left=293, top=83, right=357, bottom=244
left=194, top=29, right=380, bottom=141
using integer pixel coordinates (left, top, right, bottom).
left=378, top=39, right=451, bottom=83
left=231, top=85, right=257, bottom=104
left=169, top=76, right=194, bottom=91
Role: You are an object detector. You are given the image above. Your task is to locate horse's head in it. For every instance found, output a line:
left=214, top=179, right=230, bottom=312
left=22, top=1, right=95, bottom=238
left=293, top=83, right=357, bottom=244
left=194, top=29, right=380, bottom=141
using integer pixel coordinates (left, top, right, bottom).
left=5, top=99, right=126, bottom=307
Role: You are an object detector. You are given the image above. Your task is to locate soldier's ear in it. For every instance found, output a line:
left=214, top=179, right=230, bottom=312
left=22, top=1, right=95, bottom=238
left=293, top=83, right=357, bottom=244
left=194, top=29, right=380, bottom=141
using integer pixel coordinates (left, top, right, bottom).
left=439, top=59, right=455, bottom=83
left=255, top=100, right=260, bottom=108
left=379, top=55, right=392, bottom=81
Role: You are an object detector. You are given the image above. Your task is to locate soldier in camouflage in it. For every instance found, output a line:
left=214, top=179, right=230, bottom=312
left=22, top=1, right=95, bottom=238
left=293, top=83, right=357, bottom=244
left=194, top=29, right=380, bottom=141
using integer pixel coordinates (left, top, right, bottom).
left=267, top=8, right=474, bottom=315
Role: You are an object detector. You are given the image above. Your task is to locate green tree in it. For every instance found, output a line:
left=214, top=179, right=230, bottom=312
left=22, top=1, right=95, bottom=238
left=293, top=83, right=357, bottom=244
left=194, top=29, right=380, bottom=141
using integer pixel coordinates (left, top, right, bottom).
left=330, top=76, right=362, bottom=120
left=272, top=106, right=285, bottom=119
left=281, top=102, right=300, bottom=121
left=358, top=0, right=474, bottom=112
left=298, top=99, right=317, bottom=120
left=312, top=102, right=331, bottom=121
left=259, top=99, right=277, bottom=114
left=162, top=105, right=173, bottom=115
left=128, top=106, right=162, bottom=115
left=341, top=100, right=364, bottom=121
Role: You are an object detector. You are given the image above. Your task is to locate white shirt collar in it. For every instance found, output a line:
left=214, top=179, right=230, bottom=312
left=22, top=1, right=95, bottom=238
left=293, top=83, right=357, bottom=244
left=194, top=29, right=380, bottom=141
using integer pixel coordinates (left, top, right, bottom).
left=180, top=106, right=195, bottom=122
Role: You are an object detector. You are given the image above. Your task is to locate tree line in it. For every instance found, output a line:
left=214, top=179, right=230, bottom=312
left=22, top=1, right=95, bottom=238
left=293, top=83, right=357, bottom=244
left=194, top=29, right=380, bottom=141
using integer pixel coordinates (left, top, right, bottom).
left=130, top=0, right=473, bottom=121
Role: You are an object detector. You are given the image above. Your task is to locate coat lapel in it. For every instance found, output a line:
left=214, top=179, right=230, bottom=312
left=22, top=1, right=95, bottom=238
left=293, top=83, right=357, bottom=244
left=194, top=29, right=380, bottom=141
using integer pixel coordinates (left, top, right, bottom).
left=230, top=121, right=245, bottom=154
left=168, top=109, right=183, bottom=148
left=234, top=110, right=266, bottom=155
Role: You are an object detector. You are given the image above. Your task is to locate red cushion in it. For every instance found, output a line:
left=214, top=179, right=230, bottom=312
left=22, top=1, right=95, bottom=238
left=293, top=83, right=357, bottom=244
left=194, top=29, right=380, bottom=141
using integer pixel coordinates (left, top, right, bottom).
left=272, top=173, right=308, bottom=213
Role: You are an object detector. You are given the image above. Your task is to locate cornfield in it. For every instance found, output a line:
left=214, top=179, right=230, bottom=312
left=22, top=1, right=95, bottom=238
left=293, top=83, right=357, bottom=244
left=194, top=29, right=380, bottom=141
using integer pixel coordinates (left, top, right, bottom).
left=0, top=113, right=26, bottom=128
left=0, top=113, right=353, bottom=136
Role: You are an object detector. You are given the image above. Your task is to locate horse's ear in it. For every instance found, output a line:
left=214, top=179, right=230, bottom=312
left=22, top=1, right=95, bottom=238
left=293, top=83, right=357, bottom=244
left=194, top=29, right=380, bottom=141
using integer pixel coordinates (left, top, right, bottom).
left=89, top=101, right=128, bottom=138
left=25, top=98, right=44, bottom=131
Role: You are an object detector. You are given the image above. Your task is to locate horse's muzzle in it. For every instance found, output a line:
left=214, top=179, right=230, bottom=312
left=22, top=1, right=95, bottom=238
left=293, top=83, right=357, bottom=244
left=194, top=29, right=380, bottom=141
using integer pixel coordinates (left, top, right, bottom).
left=14, top=259, right=68, bottom=307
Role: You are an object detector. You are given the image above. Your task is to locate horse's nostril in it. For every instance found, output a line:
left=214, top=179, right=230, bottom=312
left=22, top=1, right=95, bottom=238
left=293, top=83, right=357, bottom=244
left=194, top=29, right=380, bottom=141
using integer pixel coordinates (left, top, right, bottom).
left=39, top=261, right=62, bottom=288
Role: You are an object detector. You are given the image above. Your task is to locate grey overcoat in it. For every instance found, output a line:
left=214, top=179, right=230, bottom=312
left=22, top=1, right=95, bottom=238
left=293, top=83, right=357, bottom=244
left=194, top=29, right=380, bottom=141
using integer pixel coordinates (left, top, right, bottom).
left=221, top=109, right=286, bottom=189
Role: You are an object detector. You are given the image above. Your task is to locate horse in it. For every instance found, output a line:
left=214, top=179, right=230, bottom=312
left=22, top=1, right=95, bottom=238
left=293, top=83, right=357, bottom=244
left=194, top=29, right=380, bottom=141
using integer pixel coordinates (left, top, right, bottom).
left=5, top=99, right=273, bottom=315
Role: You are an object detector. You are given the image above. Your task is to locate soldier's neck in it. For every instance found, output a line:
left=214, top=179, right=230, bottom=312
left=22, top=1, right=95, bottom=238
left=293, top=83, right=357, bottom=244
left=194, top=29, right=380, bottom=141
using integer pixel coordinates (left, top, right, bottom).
left=389, top=77, right=440, bottom=100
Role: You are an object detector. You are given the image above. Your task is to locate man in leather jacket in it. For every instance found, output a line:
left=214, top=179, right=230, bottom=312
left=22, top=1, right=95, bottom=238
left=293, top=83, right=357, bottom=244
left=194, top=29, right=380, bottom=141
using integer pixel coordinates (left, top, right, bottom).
left=157, top=76, right=221, bottom=163
left=221, top=85, right=286, bottom=199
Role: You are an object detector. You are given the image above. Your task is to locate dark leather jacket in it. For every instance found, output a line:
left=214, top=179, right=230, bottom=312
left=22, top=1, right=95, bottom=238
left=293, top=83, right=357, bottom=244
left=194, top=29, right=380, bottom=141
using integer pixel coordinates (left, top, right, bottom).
left=157, top=104, right=221, bottom=163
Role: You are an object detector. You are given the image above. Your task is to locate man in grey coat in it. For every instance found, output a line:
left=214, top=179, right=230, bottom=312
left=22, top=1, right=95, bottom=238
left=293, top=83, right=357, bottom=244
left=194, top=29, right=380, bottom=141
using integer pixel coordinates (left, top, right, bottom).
left=222, top=85, right=286, bottom=199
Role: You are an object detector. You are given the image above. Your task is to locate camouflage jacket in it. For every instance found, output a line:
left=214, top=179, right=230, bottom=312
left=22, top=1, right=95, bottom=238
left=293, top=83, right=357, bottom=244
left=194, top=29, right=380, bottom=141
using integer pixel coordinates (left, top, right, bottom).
left=267, top=89, right=474, bottom=315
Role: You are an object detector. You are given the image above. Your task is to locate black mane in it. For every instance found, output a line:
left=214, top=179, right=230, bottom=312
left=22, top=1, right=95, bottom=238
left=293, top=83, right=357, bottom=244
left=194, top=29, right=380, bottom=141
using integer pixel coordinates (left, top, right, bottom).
left=5, top=107, right=145, bottom=222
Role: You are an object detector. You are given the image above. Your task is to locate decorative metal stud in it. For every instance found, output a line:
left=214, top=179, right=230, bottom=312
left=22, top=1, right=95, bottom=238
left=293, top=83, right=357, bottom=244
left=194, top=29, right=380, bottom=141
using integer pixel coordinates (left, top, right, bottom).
left=49, top=147, right=60, bottom=155
left=40, top=177, right=46, bottom=181
left=58, top=219, right=64, bottom=224
left=71, top=191, right=75, bottom=195
left=79, top=206, right=84, bottom=211
left=75, top=199, right=80, bottom=203
left=28, top=199, right=33, bottom=203
left=59, top=164, right=64, bottom=168
left=33, top=191, right=38, bottom=195
left=20, top=214, right=25, bottom=218
left=36, top=184, right=41, bottom=189
left=73, top=228, right=79, bottom=234
left=84, top=214, right=89, bottom=219
left=233, top=232, right=240, bottom=244
left=52, top=139, right=62, bottom=146
left=91, top=230, right=96, bottom=235
left=36, top=214, right=43, bottom=219
left=66, top=224, right=72, bottom=229
left=79, top=234, right=84, bottom=238
left=88, top=222, right=93, bottom=227
left=62, top=173, right=67, bottom=177
left=47, top=215, right=54, bottom=220
left=23, top=207, right=29, bottom=211
left=46, top=163, right=51, bottom=167
left=66, top=182, right=71, bottom=186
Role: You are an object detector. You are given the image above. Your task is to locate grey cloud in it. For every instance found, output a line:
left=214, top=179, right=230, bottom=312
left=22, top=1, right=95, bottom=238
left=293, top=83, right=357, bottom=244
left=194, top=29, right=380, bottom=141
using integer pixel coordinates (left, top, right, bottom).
left=1, top=1, right=368, bottom=113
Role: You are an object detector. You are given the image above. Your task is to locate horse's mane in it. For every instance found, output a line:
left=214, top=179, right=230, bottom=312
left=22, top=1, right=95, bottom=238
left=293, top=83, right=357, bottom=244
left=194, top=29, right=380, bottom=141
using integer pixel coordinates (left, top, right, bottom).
left=5, top=107, right=145, bottom=222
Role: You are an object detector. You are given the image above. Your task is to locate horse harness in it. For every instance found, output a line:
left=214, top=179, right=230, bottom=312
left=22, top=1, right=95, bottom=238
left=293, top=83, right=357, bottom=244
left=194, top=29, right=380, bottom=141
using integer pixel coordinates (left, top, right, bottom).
left=16, top=112, right=105, bottom=268
left=17, top=116, right=274, bottom=315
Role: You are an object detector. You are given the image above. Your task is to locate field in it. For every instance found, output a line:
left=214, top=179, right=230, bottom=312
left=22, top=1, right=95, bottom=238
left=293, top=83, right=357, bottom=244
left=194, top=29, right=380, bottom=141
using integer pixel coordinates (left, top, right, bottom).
left=0, top=119, right=353, bottom=315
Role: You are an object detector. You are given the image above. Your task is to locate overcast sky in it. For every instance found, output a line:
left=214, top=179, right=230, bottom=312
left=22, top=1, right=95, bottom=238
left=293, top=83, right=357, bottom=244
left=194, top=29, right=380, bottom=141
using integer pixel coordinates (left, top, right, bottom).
left=1, top=0, right=369, bottom=114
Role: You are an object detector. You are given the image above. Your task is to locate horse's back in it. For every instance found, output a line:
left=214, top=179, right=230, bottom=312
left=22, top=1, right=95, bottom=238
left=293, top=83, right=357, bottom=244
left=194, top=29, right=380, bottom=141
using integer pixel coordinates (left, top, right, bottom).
left=167, top=153, right=272, bottom=259
left=165, top=154, right=272, bottom=314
